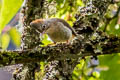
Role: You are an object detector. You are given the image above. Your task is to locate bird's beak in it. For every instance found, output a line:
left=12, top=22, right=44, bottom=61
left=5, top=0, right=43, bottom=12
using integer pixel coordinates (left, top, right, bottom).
left=30, top=22, right=35, bottom=27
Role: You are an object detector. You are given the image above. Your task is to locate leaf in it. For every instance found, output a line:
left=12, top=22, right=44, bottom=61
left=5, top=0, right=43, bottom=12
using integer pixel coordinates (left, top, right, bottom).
left=72, top=59, right=85, bottom=79
left=88, top=77, right=96, bottom=80
left=41, top=34, right=52, bottom=46
left=99, top=54, right=120, bottom=80
left=9, top=27, right=21, bottom=47
left=92, top=71, right=100, bottom=78
left=55, top=0, right=64, bottom=5
left=48, top=0, right=53, bottom=3
left=1, top=33, right=10, bottom=50
left=107, top=18, right=117, bottom=34
left=77, top=0, right=84, bottom=6
left=0, top=0, right=22, bottom=34
left=106, top=18, right=120, bottom=36
left=0, top=0, right=2, bottom=11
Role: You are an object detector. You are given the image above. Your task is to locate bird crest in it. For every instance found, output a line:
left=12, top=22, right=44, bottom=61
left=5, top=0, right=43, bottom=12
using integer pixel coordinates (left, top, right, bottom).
left=31, top=19, right=44, bottom=23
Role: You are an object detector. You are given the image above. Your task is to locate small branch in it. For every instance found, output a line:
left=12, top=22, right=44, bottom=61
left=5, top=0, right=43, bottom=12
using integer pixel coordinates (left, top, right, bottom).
left=0, top=36, right=120, bottom=66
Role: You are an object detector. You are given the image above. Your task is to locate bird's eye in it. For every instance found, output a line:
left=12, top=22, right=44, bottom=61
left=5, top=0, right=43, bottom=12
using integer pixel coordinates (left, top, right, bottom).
left=42, top=24, right=46, bottom=28
left=42, top=24, right=47, bottom=30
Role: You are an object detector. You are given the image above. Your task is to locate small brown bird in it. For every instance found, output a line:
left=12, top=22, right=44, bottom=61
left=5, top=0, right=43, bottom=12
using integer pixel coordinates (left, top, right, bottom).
left=30, top=18, right=77, bottom=43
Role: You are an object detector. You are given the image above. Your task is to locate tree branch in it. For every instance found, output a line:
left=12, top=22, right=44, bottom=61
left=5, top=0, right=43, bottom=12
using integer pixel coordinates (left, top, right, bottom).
left=0, top=35, right=120, bottom=66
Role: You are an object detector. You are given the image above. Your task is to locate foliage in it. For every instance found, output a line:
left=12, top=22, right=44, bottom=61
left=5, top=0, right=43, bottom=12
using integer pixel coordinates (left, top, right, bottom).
left=0, top=0, right=22, bottom=33
left=9, top=27, right=21, bottom=47
left=0, top=0, right=22, bottom=49
left=48, top=0, right=84, bottom=25
left=1, top=33, right=10, bottom=50
left=0, top=0, right=120, bottom=80
left=99, top=54, right=120, bottom=80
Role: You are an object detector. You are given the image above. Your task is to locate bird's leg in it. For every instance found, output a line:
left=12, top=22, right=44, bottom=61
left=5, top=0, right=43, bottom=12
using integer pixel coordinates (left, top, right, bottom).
left=66, top=40, right=71, bottom=45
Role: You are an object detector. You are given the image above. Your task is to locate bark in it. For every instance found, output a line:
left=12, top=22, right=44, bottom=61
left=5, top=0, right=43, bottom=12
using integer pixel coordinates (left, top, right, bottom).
left=0, top=36, right=120, bottom=66
left=12, top=0, right=45, bottom=80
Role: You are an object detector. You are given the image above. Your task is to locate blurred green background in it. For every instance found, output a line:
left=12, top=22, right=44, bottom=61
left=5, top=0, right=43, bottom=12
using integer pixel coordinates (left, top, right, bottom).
left=0, top=0, right=120, bottom=80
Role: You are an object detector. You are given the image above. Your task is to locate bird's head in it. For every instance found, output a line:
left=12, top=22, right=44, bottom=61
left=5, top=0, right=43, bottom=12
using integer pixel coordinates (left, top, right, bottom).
left=30, top=19, right=50, bottom=33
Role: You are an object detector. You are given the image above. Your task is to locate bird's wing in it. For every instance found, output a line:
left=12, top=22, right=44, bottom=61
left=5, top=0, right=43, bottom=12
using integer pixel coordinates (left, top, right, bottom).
left=53, top=18, right=77, bottom=36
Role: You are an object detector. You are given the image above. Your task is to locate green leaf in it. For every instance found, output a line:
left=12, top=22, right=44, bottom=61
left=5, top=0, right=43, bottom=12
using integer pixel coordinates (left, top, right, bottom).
left=1, top=33, right=10, bottom=50
left=106, top=18, right=120, bottom=36
left=92, top=71, right=100, bottom=78
left=77, top=0, right=84, bottom=6
left=88, top=77, right=96, bottom=80
left=99, top=54, right=120, bottom=80
left=41, top=34, right=52, bottom=46
left=107, top=18, right=117, bottom=35
left=72, top=59, right=85, bottom=79
left=0, top=0, right=2, bottom=11
left=55, top=0, right=64, bottom=5
left=0, top=0, right=22, bottom=34
left=9, top=27, right=21, bottom=47
left=48, top=0, right=53, bottom=3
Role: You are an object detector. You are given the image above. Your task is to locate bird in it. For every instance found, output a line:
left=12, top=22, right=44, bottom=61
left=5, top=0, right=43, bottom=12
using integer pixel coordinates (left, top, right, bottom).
left=30, top=18, right=77, bottom=44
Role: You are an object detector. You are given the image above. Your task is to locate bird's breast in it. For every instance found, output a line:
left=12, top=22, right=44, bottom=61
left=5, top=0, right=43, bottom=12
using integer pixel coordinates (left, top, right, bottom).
left=46, top=25, right=72, bottom=42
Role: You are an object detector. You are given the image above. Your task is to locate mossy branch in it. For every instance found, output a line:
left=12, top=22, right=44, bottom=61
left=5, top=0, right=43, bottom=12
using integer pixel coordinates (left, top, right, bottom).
left=0, top=35, right=120, bottom=66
